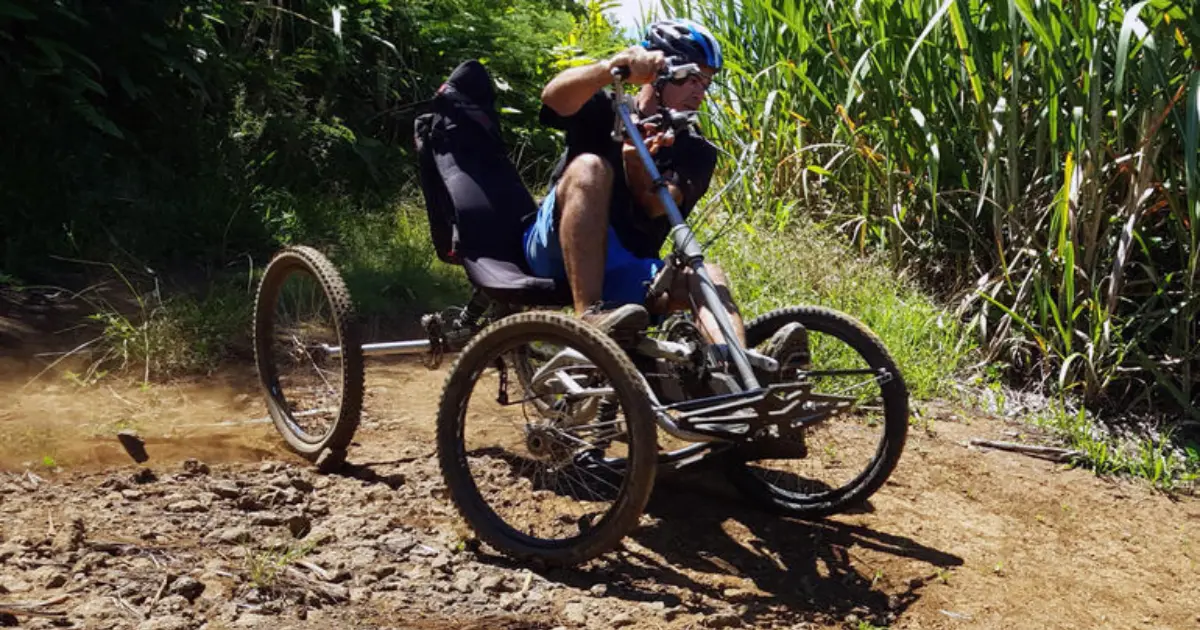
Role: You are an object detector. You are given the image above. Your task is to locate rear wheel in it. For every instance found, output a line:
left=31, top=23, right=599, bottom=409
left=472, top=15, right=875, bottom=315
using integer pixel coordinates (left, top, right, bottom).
left=254, top=246, right=364, bottom=460
left=726, top=306, right=909, bottom=517
left=437, top=312, right=658, bottom=566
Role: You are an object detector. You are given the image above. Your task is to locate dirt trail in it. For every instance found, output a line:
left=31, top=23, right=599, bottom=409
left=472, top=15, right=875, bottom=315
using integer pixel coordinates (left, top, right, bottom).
left=1, top=359, right=1197, bottom=630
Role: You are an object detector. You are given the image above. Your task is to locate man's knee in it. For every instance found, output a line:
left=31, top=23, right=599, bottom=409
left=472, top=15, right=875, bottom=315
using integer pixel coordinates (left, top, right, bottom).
left=704, top=262, right=730, bottom=287
left=560, top=153, right=614, bottom=194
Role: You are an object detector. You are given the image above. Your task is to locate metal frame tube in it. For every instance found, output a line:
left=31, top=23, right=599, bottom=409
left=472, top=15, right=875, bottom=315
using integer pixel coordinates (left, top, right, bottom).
left=613, top=99, right=761, bottom=392
left=322, top=339, right=430, bottom=359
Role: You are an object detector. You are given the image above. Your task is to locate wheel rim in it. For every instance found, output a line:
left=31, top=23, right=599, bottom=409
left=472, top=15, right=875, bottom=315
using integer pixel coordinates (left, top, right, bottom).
left=263, top=264, right=345, bottom=445
left=739, top=323, right=896, bottom=503
left=452, top=333, right=639, bottom=548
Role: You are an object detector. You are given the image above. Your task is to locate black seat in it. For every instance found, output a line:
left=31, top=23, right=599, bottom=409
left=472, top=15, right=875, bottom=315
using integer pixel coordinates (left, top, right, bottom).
left=416, top=60, right=571, bottom=308
left=463, top=257, right=571, bottom=306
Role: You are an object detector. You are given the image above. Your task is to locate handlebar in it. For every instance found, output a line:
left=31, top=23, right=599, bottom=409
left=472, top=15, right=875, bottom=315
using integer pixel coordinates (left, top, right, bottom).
left=609, top=61, right=703, bottom=84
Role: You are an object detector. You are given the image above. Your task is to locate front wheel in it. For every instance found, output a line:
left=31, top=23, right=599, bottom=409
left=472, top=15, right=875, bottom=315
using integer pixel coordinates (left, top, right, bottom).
left=254, top=246, right=364, bottom=460
left=726, top=306, right=909, bottom=517
left=437, top=312, right=658, bottom=567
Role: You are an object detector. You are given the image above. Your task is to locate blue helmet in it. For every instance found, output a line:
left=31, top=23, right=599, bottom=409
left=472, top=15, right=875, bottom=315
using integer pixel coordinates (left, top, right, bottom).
left=642, top=18, right=723, bottom=72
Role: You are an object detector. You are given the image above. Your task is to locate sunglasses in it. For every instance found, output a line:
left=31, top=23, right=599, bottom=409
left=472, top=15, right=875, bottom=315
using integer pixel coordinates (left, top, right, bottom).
left=669, top=69, right=715, bottom=91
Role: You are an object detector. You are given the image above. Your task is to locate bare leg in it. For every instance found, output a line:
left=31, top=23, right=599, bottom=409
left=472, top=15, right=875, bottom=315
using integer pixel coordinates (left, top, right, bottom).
left=689, top=262, right=745, bottom=347
left=556, top=154, right=614, bottom=315
left=653, top=262, right=745, bottom=346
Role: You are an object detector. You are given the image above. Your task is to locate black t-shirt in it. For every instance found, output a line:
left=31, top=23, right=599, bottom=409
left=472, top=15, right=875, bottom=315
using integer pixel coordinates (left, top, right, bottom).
left=540, top=90, right=718, bottom=259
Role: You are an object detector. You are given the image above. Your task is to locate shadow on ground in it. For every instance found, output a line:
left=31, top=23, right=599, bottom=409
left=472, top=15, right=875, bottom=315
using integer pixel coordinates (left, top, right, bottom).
left=478, top=466, right=961, bottom=628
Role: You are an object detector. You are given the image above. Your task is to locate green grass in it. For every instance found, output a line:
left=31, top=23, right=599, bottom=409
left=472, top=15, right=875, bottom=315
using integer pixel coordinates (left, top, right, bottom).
left=327, top=202, right=472, bottom=328
left=702, top=212, right=980, bottom=402
left=1033, top=402, right=1199, bottom=492
left=75, top=271, right=256, bottom=383
left=244, top=540, right=317, bottom=590
left=60, top=201, right=471, bottom=384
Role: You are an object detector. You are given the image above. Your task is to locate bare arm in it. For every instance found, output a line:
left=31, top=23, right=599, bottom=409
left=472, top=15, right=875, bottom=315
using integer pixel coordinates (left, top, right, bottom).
left=541, top=46, right=666, bottom=117
left=624, top=153, right=683, bottom=217
left=623, top=128, right=683, bottom=218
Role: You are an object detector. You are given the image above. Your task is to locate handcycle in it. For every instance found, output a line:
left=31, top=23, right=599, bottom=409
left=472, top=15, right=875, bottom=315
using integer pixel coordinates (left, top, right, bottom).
left=252, top=60, right=909, bottom=567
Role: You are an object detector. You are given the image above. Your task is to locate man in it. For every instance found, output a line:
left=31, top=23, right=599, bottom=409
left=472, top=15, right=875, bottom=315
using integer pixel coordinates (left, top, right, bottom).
left=522, top=18, right=745, bottom=347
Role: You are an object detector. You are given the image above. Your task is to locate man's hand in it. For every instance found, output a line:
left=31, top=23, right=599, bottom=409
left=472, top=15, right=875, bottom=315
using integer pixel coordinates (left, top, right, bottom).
left=608, top=46, right=667, bottom=84
left=622, top=119, right=682, bottom=218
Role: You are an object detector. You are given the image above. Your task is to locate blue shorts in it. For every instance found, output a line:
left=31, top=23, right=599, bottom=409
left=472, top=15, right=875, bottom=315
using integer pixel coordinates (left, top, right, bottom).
left=523, top=186, right=661, bottom=306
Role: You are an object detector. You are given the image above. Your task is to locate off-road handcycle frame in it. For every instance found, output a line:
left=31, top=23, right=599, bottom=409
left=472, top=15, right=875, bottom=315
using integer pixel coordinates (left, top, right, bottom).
left=253, top=62, right=910, bottom=567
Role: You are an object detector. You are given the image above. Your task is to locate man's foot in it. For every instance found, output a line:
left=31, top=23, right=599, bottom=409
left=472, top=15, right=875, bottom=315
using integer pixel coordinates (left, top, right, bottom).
left=580, top=303, right=649, bottom=342
left=732, top=322, right=812, bottom=461
left=760, top=322, right=812, bottom=378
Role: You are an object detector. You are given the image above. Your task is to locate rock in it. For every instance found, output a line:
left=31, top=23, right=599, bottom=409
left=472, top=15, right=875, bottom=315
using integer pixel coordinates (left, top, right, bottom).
left=259, top=461, right=285, bottom=474
left=1, top=578, right=31, bottom=593
left=305, top=501, right=330, bottom=517
left=52, top=518, right=86, bottom=553
left=251, top=513, right=285, bottom=527
left=329, top=568, right=353, bottom=583
left=182, top=459, right=210, bottom=476
left=480, top=574, right=510, bottom=593
left=235, top=613, right=273, bottom=627
left=643, top=601, right=667, bottom=613
left=117, top=430, right=149, bottom=463
left=0, top=613, right=15, bottom=627
left=36, top=568, right=67, bottom=589
left=236, top=495, right=264, bottom=512
left=410, top=543, right=439, bottom=557
left=268, top=474, right=292, bottom=489
left=304, top=527, right=336, bottom=546
left=137, top=615, right=192, bottom=630
left=287, top=515, right=311, bottom=539
left=589, top=583, right=607, bottom=597
left=452, top=574, right=474, bottom=593
left=563, top=602, right=587, bottom=625
left=369, top=565, right=397, bottom=581
left=156, top=594, right=189, bottom=614
left=73, top=598, right=119, bottom=624
left=314, top=449, right=346, bottom=474
left=212, top=527, right=253, bottom=545
left=99, top=476, right=132, bottom=492
left=167, top=500, right=206, bottom=513
left=498, top=592, right=521, bottom=610
left=121, top=489, right=143, bottom=501
left=209, top=482, right=240, bottom=499
left=378, top=532, right=415, bottom=554
left=722, top=588, right=755, bottom=601
left=611, top=613, right=635, bottom=627
left=116, top=581, right=146, bottom=604
left=290, top=477, right=314, bottom=493
left=366, top=487, right=392, bottom=503
left=131, top=468, right=157, bottom=484
left=347, top=547, right=378, bottom=570
left=704, top=612, right=744, bottom=628
left=260, top=535, right=294, bottom=552
left=169, top=576, right=205, bottom=602
left=429, top=555, right=451, bottom=572
left=0, top=542, right=24, bottom=563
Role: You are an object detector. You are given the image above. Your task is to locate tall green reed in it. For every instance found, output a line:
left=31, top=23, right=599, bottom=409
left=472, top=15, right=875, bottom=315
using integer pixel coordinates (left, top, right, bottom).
left=659, top=0, right=1197, bottom=416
